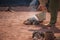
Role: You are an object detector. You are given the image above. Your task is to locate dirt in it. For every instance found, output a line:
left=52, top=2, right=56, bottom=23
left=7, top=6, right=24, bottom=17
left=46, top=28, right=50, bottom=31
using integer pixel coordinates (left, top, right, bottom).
left=0, top=7, right=60, bottom=40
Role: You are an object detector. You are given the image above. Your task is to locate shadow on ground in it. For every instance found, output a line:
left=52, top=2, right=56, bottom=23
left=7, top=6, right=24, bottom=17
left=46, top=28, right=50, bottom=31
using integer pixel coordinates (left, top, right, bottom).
left=28, top=24, right=60, bottom=33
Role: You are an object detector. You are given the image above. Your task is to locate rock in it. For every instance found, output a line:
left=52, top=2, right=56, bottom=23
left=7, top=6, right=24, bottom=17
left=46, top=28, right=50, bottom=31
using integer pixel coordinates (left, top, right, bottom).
left=23, top=17, right=40, bottom=25
left=32, top=29, right=55, bottom=40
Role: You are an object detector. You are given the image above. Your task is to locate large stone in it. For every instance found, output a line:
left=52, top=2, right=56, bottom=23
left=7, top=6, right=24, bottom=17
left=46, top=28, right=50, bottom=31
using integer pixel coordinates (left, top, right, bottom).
left=32, top=29, right=55, bottom=40
left=23, top=17, right=40, bottom=25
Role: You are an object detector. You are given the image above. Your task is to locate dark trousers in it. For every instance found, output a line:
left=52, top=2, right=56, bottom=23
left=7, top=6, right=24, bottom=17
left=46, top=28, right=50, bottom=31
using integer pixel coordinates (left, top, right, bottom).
left=49, top=0, right=59, bottom=25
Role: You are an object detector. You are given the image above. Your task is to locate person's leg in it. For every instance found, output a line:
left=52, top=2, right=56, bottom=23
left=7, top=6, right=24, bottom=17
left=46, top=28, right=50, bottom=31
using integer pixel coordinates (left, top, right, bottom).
left=50, top=10, right=58, bottom=25
left=46, top=0, right=59, bottom=27
left=46, top=10, right=58, bottom=27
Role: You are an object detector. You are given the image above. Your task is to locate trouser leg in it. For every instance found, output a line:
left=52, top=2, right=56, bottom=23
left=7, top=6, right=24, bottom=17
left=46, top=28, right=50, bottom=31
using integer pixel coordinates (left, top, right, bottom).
left=50, top=9, right=58, bottom=25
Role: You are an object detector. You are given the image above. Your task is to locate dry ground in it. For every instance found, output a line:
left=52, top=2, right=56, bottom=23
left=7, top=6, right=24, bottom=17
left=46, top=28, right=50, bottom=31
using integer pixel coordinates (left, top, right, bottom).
left=0, top=7, right=60, bottom=40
